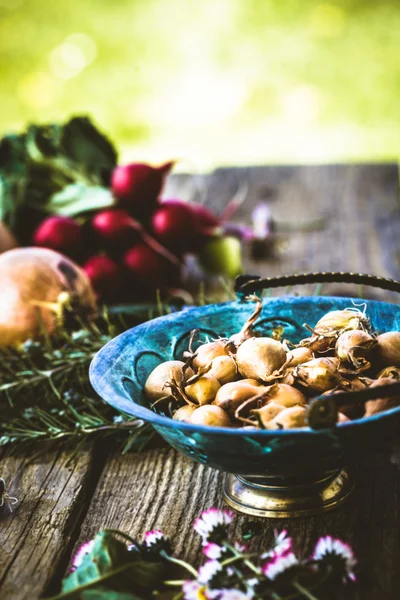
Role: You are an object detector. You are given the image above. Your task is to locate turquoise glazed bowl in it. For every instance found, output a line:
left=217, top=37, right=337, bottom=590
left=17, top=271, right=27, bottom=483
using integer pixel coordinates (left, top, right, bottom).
left=90, top=294, right=400, bottom=482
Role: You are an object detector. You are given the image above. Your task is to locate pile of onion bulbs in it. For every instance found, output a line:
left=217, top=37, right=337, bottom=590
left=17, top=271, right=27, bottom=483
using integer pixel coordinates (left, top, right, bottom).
left=144, top=299, right=400, bottom=429
left=29, top=161, right=242, bottom=302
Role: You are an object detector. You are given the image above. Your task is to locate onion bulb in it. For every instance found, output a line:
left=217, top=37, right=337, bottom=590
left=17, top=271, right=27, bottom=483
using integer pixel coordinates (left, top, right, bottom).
left=314, top=309, right=370, bottom=335
left=336, top=329, right=376, bottom=369
left=144, top=360, right=187, bottom=403
left=286, top=347, right=313, bottom=368
left=189, top=405, right=232, bottom=427
left=193, top=340, right=233, bottom=370
left=185, top=375, right=221, bottom=405
left=251, top=402, right=285, bottom=428
left=268, top=406, right=306, bottom=429
left=294, top=357, right=340, bottom=392
left=374, top=332, right=400, bottom=367
left=213, top=380, right=264, bottom=416
left=262, top=383, right=307, bottom=408
left=0, top=247, right=96, bottom=347
left=173, top=405, right=196, bottom=422
left=209, top=355, right=238, bottom=384
left=236, top=337, right=287, bottom=381
left=377, top=366, right=400, bottom=380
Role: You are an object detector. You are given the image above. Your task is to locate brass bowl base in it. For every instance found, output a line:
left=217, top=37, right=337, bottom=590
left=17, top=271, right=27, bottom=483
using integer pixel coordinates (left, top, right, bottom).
left=223, top=470, right=354, bottom=518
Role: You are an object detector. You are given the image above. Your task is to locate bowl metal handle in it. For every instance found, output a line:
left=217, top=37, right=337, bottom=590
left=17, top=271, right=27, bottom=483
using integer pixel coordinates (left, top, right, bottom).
left=235, top=271, right=400, bottom=299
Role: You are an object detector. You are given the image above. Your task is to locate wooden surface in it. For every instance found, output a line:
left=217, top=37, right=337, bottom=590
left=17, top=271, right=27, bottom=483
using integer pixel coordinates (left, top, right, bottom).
left=1, top=164, right=400, bottom=600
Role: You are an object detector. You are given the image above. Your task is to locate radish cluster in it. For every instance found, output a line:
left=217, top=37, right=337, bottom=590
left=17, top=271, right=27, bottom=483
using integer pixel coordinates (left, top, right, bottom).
left=143, top=300, right=400, bottom=429
left=31, top=161, right=241, bottom=302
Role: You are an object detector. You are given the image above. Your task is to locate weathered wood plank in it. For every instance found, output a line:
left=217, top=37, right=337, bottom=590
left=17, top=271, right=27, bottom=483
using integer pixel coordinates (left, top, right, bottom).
left=0, top=448, right=99, bottom=600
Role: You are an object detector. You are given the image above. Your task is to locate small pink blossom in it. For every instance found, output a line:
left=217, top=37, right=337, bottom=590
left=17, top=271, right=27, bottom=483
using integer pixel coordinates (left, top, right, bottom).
left=203, top=542, right=224, bottom=559
left=312, top=535, right=357, bottom=582
left=262, top=552, right=299, bottom=580
left=198, top=560, right=223, bottom=585
left=194, top=508, right=234, bottom=543
left=145, top=529, right=167, bottom=547
left=261, top=529, right=293, bottom=560
left=183, top=580, right=207, bottom=600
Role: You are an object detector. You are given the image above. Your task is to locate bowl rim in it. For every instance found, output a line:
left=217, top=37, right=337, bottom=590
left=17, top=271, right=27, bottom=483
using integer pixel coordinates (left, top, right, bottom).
left=89, top=295, right=400, bottom=437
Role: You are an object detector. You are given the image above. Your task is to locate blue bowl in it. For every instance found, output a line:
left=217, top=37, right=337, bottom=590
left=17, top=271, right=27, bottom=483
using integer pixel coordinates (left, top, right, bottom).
left=89, top=296, right=400, bottom=481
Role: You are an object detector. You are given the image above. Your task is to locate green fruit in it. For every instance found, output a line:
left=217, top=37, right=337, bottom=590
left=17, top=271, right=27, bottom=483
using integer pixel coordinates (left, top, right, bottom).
left=198, top=236, right=243, bottom=278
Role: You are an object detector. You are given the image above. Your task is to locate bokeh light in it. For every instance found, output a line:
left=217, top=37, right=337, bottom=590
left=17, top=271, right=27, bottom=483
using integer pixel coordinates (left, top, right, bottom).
left=0, top=0, right=399, bottom=168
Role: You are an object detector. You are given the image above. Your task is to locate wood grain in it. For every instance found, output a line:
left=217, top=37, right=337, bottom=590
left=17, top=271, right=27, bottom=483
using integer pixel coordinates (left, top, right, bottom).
left=0, top=448, right=99, bottom=599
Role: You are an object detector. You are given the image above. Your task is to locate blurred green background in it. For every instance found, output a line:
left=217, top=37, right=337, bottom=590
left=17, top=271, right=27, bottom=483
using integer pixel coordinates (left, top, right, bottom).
left=1, top=0, right=399, bottom=169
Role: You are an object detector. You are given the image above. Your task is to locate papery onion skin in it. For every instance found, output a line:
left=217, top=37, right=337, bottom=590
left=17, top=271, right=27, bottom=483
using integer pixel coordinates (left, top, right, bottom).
left=336, top=329, right=376, bottom=365
left=377, top=366, right=400, bottom=380
left=236, top=337, right=287, bottom=381
left=374, top=332, right=400, bottom=367
left=144, top=360, right=186, bottom=403
left=314, top=309, right=370, bottom=335
left=286, top=347, right=313, bottom=368
left=0, top=247, right=96, bottom=347
left=189, top=405, right=232, bottom=427
left=294, top=357, right=340, bottom=392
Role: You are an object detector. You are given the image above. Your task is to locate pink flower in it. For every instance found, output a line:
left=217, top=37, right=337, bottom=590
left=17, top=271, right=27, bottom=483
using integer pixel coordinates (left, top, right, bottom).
left=198, top=560, right=223, bottom=585
left=71, top=540, right=95, bottom=571
left=194, top=508, right=234, bottom=544
left=262, top=552, right=299, bottom=580
left=312, top=535, right=357, bottom=582
left=261, top=529, right=293, bottom=560
left=145, top=529, right=166, bottom=547
left=203, top=543, right=224, bottom=559
left=183, top=580, right=207, bottom=600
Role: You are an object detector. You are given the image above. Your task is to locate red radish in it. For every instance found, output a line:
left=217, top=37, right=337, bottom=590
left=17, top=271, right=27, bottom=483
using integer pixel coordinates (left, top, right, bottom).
left=152, top=199, right=221, bottom=253
left=151, top=199, right=195, bottom=252
left=83, top=255, right=124, bottom=301
left=33, top=216, right=84, bottom=258
left=123, top=243, right=181, bottom=291
left=111, top=161, right=174, bottom=216
left=91, top=209, right=142, bottom=250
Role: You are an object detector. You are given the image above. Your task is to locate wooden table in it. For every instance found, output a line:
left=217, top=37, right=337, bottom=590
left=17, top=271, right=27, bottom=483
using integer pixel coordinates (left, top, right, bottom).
left=1, top=164, right=400, bottom=599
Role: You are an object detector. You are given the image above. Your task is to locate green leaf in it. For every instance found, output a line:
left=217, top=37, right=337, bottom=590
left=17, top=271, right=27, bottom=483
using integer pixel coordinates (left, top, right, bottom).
left=82, top=589, right=142, bottom=600
left=61, top=117, right=118, bottom=174
left=47, top=531, right=165, bottom=600
left=49, top=184, right=115, bottom=217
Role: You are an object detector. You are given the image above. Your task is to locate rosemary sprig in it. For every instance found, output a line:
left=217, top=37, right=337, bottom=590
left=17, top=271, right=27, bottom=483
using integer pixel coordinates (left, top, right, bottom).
left=0, top=311, right=153, bottom=452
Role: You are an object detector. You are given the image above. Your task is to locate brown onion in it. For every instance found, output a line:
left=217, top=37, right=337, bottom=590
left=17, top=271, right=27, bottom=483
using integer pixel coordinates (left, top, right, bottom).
left=192, top=340, right=234, bottom=369
left=262, top=383, right=307, bottom=408
left=213, top=380, right=264, bottom=416
left=144, top=360, right=187, bottom=403
left=189, top=405, right=232, bottom=427
left=173, top=405, right=196, bottom=422
left=0, top=247, right=96, bottom=347
left=251, top=401, right=285, bottom=428
left=236, top=337, right=287, bottom=381
left=209, top=355, right=238, bottom=384
left=185, top=375, right=221, bottom=405
left=286, top=347, right=313, bottom=367
left=377, top=366, right=400, bottom=380
left=336, top=329, right=376, bottom=369
left=314, top=309, right=369, bottom=335
left=294, top=357, right=340, bottom=392
left=374, top=332, right=400, bottom=367
left=268, top=406, right=306, bottom=429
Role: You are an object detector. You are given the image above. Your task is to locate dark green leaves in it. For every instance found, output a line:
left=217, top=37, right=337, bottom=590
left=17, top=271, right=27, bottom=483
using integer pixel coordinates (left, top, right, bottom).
left=48, top=531, right=165, bottom=600
left=0, top=116, right=118, bottom=241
